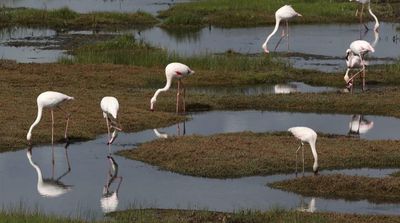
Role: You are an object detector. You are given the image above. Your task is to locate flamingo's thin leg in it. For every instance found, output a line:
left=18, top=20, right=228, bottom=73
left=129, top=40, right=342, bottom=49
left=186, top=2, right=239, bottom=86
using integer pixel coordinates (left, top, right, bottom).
left=51, top=109, right=55, bottom=166
left=295, top=143, right=302, bottom=177
left=106, top=116, right=111, bottom=153
left=57, top=106, right=71, bottom=140
left=286, top=20, right=289, bottom=51
left=176, top=80, right=181, bottom=114
left=302, top=144, right=305, bottom=176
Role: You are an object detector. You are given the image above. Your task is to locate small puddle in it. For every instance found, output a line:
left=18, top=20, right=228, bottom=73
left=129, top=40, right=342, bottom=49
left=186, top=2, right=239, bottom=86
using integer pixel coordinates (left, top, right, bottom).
left=0, top=0, right=192, bottom=15
left=1, top=110, right=400, bottom=218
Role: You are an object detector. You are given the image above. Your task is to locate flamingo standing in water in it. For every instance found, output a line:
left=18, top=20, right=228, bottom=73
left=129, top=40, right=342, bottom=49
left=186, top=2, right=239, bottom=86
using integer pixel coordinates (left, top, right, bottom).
left=288, top=127, right=319, bottom=176
left=100, top=96, right=122, bottom=149
left=350, top=0, right=380, bottom=32
left=262, top=5, right=302, bottom=53
left=345, top=40, right=375, bottom=91
left=27, top=91, right=74, bottom=163
left=150, top=62, right=195, bottom=113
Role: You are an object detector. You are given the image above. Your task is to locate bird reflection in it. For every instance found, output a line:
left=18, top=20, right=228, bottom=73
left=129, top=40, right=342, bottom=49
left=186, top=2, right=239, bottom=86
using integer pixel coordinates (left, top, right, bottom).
left=297, top=197, right=316, bottom=213
left=348, top=115, right=374, bottom=137
left=153, top=129, right=168, bottom=138
left=101, top=155, right=123, bottom=213
left=26, top=143, right=72, bottom=197
left=274, top=84, right=297, bottom=94
left=153, top=121, right=186, bottom=139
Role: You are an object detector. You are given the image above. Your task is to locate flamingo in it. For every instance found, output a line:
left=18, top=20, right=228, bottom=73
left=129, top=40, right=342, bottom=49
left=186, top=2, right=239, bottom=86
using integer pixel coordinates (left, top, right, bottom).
left=101, top=155, right=123, bottom=213
left=153, top=129, right=168, bottom=139
left=27, top=91, right=74, bottom=164
left=26, top=146, right=72, bottom=197
left=345, top=39, right=375, bottom=91
left=262, top=5, right=302, bottom=53
left=348, top=115, right=374, bottom=137
left=150, top=62, right=195, bottom=113
left=288, top=127, right=318, bottom=176
left=350, top=0, right=380, bottom=32
left=100, top=96, right=122, bottom=148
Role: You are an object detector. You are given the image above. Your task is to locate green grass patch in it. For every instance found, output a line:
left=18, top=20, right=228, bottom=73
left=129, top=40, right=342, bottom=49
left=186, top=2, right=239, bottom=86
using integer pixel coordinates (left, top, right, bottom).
left=270, top=174, right=400, bottom=203
left=118, top=132, right=400, bottom=178
left=110, top=208, right=400, bottom=223
left=0, top=7, right=158, bottom=30
left=158, top=0, right=397, bottom=28
left=59, top=35, right=400, bottom=88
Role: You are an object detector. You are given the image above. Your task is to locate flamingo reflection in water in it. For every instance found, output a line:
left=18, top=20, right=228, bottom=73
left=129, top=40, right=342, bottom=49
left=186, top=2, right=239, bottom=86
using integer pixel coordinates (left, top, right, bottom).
left=297, top=197, right=316, bottom=213
left=101, top=155, right=123, bottom=213
left=274, top=84, right=297, bottom=94
left=153, top=121, right=186, bottom=139
left=348, top=115, right=374, bottom=137
left=26, top=143, right=72, bottom=197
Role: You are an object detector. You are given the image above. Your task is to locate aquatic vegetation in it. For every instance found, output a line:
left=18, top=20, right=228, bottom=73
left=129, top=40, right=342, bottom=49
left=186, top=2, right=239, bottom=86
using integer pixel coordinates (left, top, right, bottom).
left=158, top=0, right=397, bottom=28
left=118, top=132, right=400, bottom=178
left=270, top=174, right=400, bottom=203
left=0, top=7, right=158, bottom=30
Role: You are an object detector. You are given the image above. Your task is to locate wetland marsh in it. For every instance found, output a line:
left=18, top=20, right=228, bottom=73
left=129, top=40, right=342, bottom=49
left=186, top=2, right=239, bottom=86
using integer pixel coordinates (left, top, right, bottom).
left=1, top=0, right=400, bottom=222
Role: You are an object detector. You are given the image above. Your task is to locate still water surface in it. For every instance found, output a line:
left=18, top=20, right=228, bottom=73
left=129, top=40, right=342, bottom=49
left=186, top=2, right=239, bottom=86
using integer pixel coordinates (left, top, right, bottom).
left=0, top=110, right=400, bottom=218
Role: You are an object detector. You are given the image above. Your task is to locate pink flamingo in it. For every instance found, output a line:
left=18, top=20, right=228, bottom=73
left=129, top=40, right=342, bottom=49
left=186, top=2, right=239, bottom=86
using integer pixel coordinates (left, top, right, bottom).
left=150, top=62, right=195, bottom=113
left=100, top=96, right=122, bottom=150
left=262, top=5, right=302, bottom=53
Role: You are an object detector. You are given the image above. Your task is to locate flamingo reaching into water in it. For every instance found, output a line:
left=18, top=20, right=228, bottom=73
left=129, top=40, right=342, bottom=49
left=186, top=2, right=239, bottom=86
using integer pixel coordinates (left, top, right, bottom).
left=100, top=96, right=122, bottom=147
left=150, top=62, right=195, bottom=113
left=262, top=5, right=302, bottom=53
left=288, top=127, right=318, bottom=176
left=27, top=91, right=74, bottom=161
left=345, top=39, right=375, bottom=91
left=350, top=0, right=380, bottom=31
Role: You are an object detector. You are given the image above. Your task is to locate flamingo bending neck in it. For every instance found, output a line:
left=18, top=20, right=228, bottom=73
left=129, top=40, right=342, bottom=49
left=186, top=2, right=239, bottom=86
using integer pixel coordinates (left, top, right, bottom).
left=262, top=18, right=281, bottom=53
left=150, top=76, right=172, bottom=110
left=368, top=2, right=379, bottom=31
left=27, top=105, right=43, bottom=141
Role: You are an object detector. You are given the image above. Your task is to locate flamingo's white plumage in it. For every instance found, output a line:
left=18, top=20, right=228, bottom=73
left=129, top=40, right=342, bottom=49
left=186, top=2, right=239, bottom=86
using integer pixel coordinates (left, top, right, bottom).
left=262, top=5, right=302, bottom=53
left=100, top=96, right=121, bottom=146
left=27, top=91, right=74, bottom=143
left=288, top=127, right=319, bottom=175
left=345, top=40, right=375, bottom=91
left=150, top=62, right=194, bottom=113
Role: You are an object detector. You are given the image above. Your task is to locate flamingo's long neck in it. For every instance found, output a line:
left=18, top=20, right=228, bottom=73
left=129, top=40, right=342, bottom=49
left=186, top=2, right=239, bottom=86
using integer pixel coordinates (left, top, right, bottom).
left=27, top=105, right=43, bottom=140
left=371, top=29, right=379, bottom=48
left=262, top=18, right=281, bottom=53
left=27, top=154, right=44, bottom=187
left=344, top=68, right=350, bottom=83
left=310, top=139, right=318, bottom=172
left=368, top=2, right=379, bottom=31
left=150, top=76, right=172, bottom=109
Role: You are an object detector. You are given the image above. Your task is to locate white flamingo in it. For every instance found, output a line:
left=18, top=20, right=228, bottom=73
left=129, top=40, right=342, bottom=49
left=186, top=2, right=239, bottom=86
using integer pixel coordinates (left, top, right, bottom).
left=348, top=115, right=374, bottom=136
left=153, top=129, right=168, bottom=139
left=262, top=5, right=302, bottom=53
left=100, top=96, right=121, bottom=148
left=150, top=62, right=195, bottom=113
left=27, top=91, right=74, bottom=163
left=288, top=127, right=319, bottom=176
left=350, top=0, right=380, bottom=31
left=345, top=39, right=375, bottom=91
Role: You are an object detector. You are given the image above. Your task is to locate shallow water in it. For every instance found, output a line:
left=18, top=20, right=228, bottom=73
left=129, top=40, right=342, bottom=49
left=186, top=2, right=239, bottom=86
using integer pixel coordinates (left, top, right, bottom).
left=1, top=23, right=398, bottom=69
left=0, top=27, right=64, bottom=63
left=0, top=0, right=191, bottom=15
left=188, top=82, right=337, bottom=95
left=1, top=110, right=400, bottom=218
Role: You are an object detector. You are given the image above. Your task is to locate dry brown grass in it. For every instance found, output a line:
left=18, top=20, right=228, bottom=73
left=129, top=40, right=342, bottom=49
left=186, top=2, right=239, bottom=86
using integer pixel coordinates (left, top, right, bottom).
left=0, top=61, right=185, bottom=152
left=270, top=174, right=400, bottom=203
left=118, top=132, right=400, bottom=178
